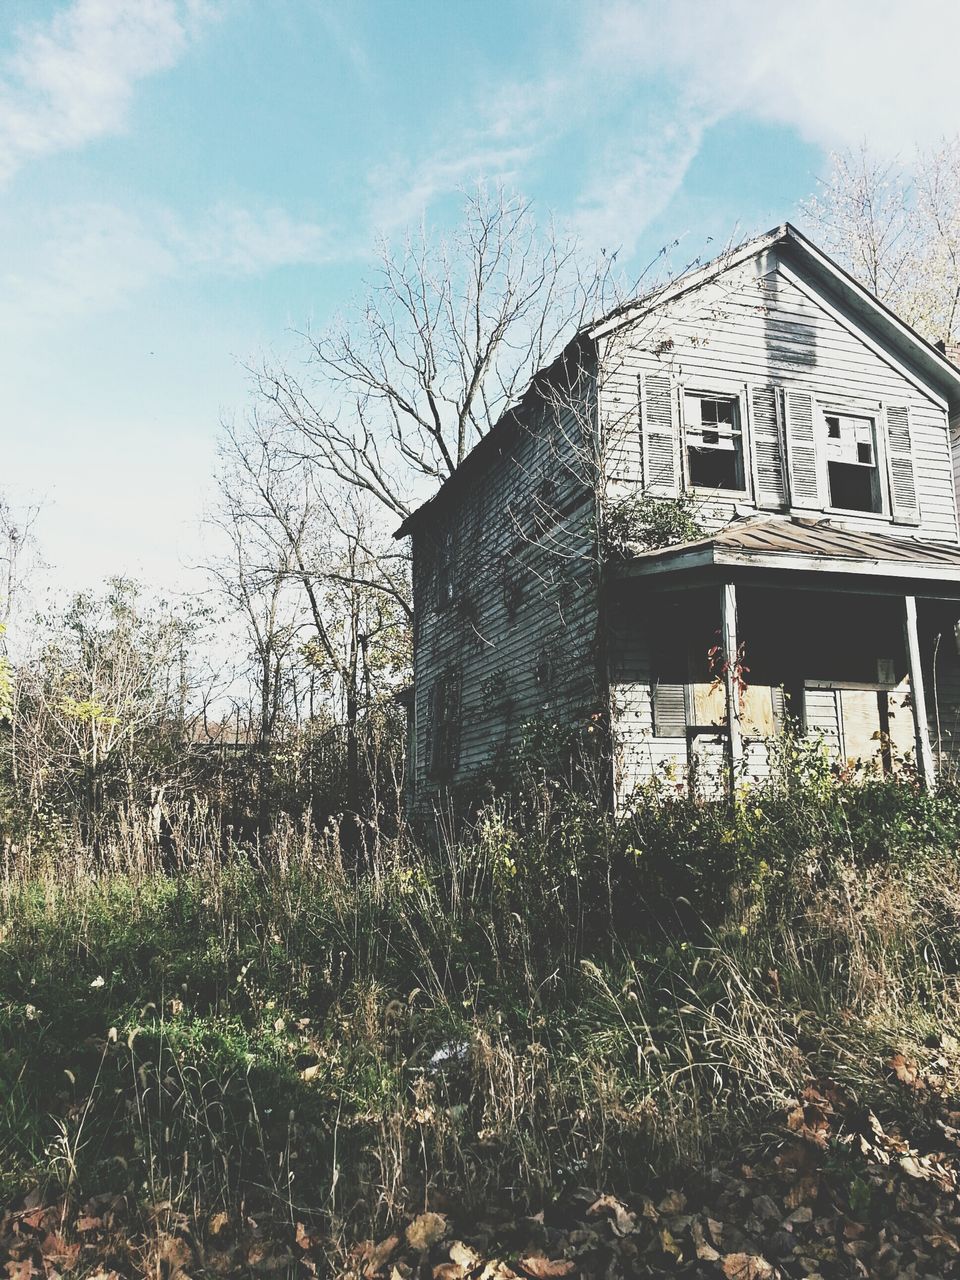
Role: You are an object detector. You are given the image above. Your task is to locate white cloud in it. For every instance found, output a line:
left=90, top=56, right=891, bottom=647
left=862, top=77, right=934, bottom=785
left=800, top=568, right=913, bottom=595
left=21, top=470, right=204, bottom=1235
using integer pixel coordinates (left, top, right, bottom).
left=374, top=0, right=960, bottom=261
left=0, top=200, right=338, bottom=329
left=460, top=0, right=960, bottom=257
left=359, top=23, right=697, bottom=253
left=173, top=203, right=338, bottom=275
left=585, top=0, right=960, bottom=156
left=0, top=0, right=215, bottom=181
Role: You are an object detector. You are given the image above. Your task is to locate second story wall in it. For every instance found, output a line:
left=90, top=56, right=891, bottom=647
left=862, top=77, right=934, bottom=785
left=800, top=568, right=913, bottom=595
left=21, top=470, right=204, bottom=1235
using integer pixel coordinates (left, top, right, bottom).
left=598, top=246, right=959, bottom=544
left=409, top=352, right=603, bottom=805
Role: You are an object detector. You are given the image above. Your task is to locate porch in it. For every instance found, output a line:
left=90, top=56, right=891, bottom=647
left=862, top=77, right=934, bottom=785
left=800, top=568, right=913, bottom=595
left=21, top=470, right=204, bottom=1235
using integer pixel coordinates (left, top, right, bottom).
left=608, top=516, right=960, bottom=800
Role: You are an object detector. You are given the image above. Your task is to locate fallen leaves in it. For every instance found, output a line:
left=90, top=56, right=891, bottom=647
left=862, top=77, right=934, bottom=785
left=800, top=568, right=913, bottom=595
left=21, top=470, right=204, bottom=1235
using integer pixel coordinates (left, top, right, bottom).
left=5, top=1071, right=960, bottom=1279
left=889, top=1051, right=925, bottom=1089
left=360, top=1233, right=399, bottom=1277
left=585, top=1194, right=636, bottom=1237
left=722, top=1253, right=774, bottom=1280
left=517, top=1256, right=575, bottom=1278
left=405, top=1211, right=447, bottom=1253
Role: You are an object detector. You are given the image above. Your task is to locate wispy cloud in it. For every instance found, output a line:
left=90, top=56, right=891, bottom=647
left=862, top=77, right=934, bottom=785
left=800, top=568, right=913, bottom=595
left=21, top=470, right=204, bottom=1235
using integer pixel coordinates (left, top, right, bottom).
left=173, top=203, right=338, bottom=275
left=0, top=0, right=216, bottom=181
left=571, top=113, right=713, bottom=257
left=0, top=200, right=339, bottom=329
left=359, top=22, right=697, bottom=255
left=365, top=0, right=960, bottom=261
left=315, top=4, right=375, bottom=85
left=366, top=141, right=536, bottom=235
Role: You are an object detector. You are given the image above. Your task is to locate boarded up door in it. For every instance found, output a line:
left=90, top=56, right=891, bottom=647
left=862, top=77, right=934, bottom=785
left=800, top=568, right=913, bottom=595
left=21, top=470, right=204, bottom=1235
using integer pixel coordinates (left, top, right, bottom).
left=839, top=689, right=884, bottom=770
left=837, top=681, right=915, bottom=772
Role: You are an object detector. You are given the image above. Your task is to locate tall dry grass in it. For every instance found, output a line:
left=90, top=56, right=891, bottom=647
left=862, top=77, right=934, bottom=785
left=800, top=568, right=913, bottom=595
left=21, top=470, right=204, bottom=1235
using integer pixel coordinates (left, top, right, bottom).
left=2, top=756, right=960, bottom=1262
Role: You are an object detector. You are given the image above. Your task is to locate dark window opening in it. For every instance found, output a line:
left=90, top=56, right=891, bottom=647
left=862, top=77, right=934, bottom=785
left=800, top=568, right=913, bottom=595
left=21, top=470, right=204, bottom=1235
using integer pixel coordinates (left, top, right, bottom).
left=824, top=411, right=880, bottom=513
left=435, top=533, right=455, bottom=610
left=428, top=669, right=461, bottom=777
left=828, top=460, right=877, bottom=512
left=688, top=446, right=741, bottom=490
left=684, top=394, right=745, bottom=492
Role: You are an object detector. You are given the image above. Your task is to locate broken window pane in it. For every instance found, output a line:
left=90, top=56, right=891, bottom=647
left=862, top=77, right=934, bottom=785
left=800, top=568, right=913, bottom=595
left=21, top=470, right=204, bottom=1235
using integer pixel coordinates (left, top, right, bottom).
left=824, top=411, right=880, bottom=513
left=685, top=395, right=745, bottom=492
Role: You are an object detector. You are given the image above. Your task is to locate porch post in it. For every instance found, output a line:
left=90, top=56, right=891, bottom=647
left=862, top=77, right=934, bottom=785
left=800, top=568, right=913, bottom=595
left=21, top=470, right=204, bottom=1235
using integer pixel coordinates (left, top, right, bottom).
left=902, top=594, right=936, bottom=788
left=721, top=580, right=743, bottom=793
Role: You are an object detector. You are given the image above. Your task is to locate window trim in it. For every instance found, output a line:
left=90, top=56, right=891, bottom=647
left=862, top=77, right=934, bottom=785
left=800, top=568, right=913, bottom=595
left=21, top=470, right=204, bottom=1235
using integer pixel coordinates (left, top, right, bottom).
left=815, top=399, right=890, bottom=519
left=680, top=385, right=753, bottom=499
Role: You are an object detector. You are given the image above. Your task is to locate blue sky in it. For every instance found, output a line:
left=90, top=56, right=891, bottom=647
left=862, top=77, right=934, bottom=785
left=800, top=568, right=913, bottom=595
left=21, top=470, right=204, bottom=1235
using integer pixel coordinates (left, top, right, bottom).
left=2, top=0, right=959, bottom=596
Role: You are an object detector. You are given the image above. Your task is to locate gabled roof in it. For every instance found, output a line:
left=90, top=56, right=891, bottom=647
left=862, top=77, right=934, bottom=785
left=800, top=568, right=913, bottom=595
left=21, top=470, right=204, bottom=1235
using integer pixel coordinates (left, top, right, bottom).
left=395, top=222, right=960, bottom=540
left=591, top=222, right=960, bottom=413
left=616, top=514, right=960, bottom=585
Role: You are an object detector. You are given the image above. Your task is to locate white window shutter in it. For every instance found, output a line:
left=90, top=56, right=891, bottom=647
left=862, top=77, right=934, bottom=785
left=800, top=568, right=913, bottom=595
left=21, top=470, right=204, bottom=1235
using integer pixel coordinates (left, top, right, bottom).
left=884, top=404, right=920, bottom=525
left=652, top=680, right=687, bottom=738
left=783, top=389, right=820, bottom=510
left=749, top=385, right=786, bottom=509
left=640, top=373, right=680, bottom=497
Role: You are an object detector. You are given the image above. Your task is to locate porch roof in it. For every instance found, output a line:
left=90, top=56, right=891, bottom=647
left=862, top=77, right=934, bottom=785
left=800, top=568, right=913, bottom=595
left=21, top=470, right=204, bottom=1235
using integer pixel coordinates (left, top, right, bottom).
left=616, top=515, right=960, bottom=588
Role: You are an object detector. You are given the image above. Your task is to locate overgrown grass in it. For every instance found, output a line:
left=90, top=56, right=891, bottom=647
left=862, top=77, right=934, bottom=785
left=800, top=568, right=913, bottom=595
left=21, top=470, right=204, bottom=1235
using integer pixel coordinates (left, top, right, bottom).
left=2, top=755, right=960, bottom=1266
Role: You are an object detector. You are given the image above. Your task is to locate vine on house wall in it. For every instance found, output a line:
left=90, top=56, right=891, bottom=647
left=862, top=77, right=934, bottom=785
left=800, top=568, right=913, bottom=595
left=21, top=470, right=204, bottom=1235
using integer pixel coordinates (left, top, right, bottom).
left=602, top=493, right=707, bottom=559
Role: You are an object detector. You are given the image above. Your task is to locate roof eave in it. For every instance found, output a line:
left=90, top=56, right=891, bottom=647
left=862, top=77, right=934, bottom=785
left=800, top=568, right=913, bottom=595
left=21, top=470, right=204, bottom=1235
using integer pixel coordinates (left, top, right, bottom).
left=588, top=220, right=960, bottom=415
left=587, top=224, right=788, bottom=342
left=394, top=330, right=596, bottom=539
left=615, top=545, right=960, bottom=584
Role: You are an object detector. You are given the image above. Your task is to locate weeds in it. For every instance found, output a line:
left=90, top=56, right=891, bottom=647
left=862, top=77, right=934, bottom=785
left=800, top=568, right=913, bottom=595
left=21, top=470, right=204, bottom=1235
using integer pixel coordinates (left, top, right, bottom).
left=1, top=768, right=960, bottom=1265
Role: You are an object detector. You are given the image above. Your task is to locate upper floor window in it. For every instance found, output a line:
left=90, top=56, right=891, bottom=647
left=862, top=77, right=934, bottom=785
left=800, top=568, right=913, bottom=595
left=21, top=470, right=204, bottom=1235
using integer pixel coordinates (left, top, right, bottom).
left=824, top=412, right=880, bottom=513
left=683, top=394, right=745, bottom=492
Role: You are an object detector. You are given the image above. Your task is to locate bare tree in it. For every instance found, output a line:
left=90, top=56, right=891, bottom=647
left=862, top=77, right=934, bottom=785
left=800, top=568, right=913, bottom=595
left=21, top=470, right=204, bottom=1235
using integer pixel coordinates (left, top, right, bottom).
left=210, top=427, right=304, bottom=746
left=0, top=493, right=41, bottom=635
left=803, top=139, right=960, bottom=342
left=256, top=186, right=616, bottom=521
left=210, top=413, right=409, bottom=834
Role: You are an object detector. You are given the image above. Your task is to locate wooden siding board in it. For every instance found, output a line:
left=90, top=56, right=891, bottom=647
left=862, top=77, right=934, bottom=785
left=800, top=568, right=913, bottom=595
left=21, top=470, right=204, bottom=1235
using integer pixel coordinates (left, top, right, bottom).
left=410, top=358, right=602, bottom=811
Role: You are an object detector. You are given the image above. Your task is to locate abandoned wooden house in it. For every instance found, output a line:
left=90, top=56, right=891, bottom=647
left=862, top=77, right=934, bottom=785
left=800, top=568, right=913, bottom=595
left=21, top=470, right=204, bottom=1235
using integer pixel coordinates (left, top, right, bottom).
left=395, top=222, right=960, bottom=810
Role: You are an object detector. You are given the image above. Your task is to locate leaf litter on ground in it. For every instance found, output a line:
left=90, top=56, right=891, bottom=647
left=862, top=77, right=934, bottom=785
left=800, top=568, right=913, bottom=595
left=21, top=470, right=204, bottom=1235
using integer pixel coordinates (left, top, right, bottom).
left=4, top=1065, right=960, bottom=1278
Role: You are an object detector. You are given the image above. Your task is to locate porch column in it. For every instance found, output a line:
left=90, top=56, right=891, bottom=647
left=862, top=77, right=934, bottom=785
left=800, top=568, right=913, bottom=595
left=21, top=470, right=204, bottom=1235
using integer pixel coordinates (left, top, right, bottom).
left=721, top=581, right=743, bottom=793
left=902, top=594, right=936, bottom=788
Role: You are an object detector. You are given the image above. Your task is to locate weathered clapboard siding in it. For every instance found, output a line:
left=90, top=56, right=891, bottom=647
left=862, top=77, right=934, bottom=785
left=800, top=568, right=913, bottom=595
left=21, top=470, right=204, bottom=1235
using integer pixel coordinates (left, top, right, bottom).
left=951, top=418, right=960, bottom=534
left=600, top=249, right=958, bottom=543
left=410, top=358, right=603, bottom=812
